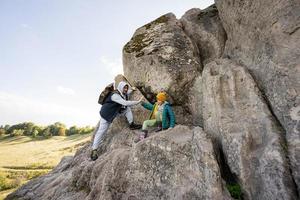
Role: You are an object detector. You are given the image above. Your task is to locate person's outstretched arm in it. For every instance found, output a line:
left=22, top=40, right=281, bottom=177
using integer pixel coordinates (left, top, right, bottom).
left=111, top=94, right=141, bottom=106
left=141, top=102, right=154, bottom=111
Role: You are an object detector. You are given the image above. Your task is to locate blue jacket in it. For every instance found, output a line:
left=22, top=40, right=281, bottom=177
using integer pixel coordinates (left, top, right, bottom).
left=142, top=102, right=176, bottom=129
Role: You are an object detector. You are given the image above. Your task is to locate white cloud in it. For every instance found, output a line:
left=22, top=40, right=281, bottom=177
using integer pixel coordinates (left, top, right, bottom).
left=57, top=86, right=75, bottom=95
left=21, top=23, right=31, bottom=29
left=99, top=56, right=123, bottom=76
left=0, top=91, right=98, bottom=126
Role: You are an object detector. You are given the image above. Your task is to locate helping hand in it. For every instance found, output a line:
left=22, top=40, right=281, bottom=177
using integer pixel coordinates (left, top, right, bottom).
left=138, top=97, right=144, bottom=102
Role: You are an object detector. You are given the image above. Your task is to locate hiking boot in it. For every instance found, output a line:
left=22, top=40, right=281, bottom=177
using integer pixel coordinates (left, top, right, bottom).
left=134, top=130, right=148, bottom=143
left=90, top=149, right=98, bottom=161
left=129, top=122, right=142, bottom=130
left=155, top=122, right=162, bottom=132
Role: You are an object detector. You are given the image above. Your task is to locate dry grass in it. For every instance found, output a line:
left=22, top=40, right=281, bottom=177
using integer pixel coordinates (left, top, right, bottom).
left=0, top=133, right=92, bottom=200
left=0, top=134, right=91, bottom=167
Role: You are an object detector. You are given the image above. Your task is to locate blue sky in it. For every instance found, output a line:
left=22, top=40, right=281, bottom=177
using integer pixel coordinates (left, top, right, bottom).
left=0, top=0, right=213, bottom=127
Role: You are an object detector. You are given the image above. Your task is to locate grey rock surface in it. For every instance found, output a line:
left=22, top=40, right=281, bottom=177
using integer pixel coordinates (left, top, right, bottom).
left=6, top=126, right=231, bottom=200
left=6, top=1, right=300, bottom=199
left=202, top=59, right=298, bottom=199
left=123, top=13, right=202, bottom=126
left=180, top=5, right=226, bottom=65
left=215, top=0, right=300, bottom=191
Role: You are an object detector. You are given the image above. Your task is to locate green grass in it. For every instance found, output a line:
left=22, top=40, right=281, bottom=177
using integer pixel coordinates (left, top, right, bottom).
left=0, top=133, right=92, bottom=199
left=0, top=169, right=50, bottom=200
left=226, top=183, right=243, bottom=200
left=0, top=171, right=18, bottom=191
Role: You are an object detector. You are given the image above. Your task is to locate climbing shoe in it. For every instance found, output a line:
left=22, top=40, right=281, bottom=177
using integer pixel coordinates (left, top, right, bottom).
left=134, top=130, right=148, bottom=143
left=129, top=122, right=142, bottom=130
left=90, top=149, right=98, bottom=161
left=155, top=122, right=162, bottom=132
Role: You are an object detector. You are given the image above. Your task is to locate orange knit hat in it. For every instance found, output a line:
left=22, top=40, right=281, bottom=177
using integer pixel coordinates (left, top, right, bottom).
left=156, top=92, right=167, bottom=102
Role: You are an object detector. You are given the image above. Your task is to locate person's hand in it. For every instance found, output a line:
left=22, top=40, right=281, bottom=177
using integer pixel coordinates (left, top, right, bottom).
left=131, top=86, right=137, bottom=91
left=138, top=97, right=144, bottom=102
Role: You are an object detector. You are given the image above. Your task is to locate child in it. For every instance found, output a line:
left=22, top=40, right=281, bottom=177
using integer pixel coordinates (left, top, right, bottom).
left=137, top=92, right=176, bottom=142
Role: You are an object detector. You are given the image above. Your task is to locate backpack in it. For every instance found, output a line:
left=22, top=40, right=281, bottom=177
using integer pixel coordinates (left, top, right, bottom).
left=98, top=83, right=114, bottom=105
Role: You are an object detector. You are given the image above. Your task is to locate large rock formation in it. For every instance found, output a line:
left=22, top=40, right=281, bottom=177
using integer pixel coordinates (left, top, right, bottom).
left=202, top=59, right=296, bottom=199
left=180, top=5, right=226, bottom=65
left=6, top=126, right=231, bottom=200
left=123, top=13, right=202, bottom=126
left=6, top=0, right=300, bottom=199
left=215, top=0, right=300, bottom=192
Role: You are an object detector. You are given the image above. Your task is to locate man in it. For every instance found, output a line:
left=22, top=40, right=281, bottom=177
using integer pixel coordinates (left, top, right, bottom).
left=91, top=81, right=142, bottom=161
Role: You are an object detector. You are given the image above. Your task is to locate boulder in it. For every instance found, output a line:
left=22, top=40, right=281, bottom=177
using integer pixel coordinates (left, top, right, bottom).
left=215, top=0, right=300, bottom=191
left=180, top=5, right=226, bottom=65
left=202, top=59, right=298, bottom=199
left=6, top=126, right=231, bottom=200
left=123, top=13, right=202, bottom=126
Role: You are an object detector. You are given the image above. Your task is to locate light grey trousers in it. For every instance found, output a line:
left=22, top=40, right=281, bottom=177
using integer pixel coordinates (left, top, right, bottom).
left=92, top=107, right=133, bottom=150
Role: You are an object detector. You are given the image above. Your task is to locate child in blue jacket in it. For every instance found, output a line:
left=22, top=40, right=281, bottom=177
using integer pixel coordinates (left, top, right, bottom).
left=137, top=92, right=176, bottom=142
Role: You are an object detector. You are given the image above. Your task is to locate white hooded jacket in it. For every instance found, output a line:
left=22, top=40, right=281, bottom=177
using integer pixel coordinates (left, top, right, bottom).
left=111, top=81, right=140, bottom=106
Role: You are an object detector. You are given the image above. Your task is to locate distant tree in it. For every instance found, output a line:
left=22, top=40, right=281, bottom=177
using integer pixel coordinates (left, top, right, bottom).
left=57, top=127, right=66, bottom=136
left=24, top=122, right=34, bottom=136
left=48, top=122, right=66, bottom=136
left=1, top=122, right=95, bottom=138
left=32, top=130, right=39, bottom=138
left=4, top=125, right=10, bottom=131
left=67, top=126, right=79, bottom=135
left=54, top=122, right=66, bottom=128
left=0, top=128, right=5, bottom=136
left=10, top=129, right=24, bottom=137
left=42, top=128, right=52, bottom=138
left=79, top=126, right=95, bottom=134
left=7, top=123, right=28, bottom=135
left=32, top=125, right=44, bottom=136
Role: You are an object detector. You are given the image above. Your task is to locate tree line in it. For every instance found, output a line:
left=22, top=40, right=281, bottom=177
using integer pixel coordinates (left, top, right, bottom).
left=0, top=122, right=95, bottom=138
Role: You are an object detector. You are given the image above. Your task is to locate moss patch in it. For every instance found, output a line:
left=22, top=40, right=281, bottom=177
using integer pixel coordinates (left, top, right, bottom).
left=226, top=183, right=243, bottom=200
left=197, top=4, right=218, bottom=20
left=144, top=15, right=169, bottom=30
left=124, top=14, right=170, bottom=54
left=124, top=33, right=153, bottom=54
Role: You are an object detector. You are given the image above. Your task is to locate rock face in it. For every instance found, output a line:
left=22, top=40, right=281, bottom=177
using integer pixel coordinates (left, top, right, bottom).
left=123, top=13, right=202, bottom=126
left=181, top=5, right=226, bottom=65
left=202, top=59, right=297, bottom=199
left=7, top=0, right=300, bottom=199
left=215, top=0, right=300, bottom=192
left=6, top=126, right=231, bottom=200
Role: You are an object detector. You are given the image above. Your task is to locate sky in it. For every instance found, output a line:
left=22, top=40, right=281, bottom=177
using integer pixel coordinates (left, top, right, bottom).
left=0, top=0, right=214, bottom=127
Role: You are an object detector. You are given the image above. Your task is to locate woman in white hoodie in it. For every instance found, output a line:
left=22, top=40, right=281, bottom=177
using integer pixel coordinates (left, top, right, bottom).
left=91, top=81, right=142, bottom=161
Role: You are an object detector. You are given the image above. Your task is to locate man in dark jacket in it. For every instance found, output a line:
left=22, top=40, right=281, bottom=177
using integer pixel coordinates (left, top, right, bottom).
left=91, top=81, right=142, bottom=161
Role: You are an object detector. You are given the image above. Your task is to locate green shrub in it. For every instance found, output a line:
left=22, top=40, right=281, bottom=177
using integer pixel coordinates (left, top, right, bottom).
left=1, top=122, right=95, bottom=138
left=10, top=129, right=24, bottom=137
left=0, top=171, right=19, bottom=191
left=226, top=183, right=243, bottom=200
left=57, top=127, right=66, bottom=136
left=32, top=130, right=39, bottom=138
left=67, top=126, right=79, bottom=135
left=0, top=128, right=6, bottom=136
left=42, top=128, right=52, bottom=138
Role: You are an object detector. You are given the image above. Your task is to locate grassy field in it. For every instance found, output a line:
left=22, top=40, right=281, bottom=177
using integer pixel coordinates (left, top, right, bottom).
left=0, top=133, right=92, bottom=200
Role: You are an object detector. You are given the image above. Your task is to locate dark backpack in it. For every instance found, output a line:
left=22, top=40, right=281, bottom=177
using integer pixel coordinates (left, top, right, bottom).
left=98, top=83, right=114, bottom=105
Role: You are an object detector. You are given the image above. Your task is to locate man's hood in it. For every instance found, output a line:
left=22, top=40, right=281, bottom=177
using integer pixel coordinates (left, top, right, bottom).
left=117, top=81, right=128, bottom=96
